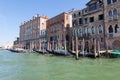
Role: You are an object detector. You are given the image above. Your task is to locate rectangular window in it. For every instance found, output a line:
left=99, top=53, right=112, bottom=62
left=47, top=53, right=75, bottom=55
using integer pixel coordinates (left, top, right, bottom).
left=107, top=0, right=111, bottom=5
left=89, top=17, right=94, bottom=22
left=84, top=18, right=88, bottom=24
left=98, top=14, right=104, bottom=20
left=79, top=18, right=83, bottom=25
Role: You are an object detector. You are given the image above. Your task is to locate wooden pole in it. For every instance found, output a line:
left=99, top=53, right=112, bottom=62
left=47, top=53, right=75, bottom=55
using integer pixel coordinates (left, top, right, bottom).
left=50, top=43, right=51, bottom=50
left=59, top=41, right=61, bottom=50
left=98, top=40, right=100, bottom=56
left=47, top=42, right=49, bottom=50
left=75, top=36, right=79, bottom=60
left=53, top=41, right=54, bottom=50
left=42, top=42, right=44, bottom=53
left=40, top=42, right=41, bottom=51
left=94, top=38, right=97, bottom=58
left=64, top=40, right=66, bottom=55
left=88, top=40, right=91, bottom=54
left=82, top=38, right=85, bottom=56
left=72, top=37, right=74, bottom=51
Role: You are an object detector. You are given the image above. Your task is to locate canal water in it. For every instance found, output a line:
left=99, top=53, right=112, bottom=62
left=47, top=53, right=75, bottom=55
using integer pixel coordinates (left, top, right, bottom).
left=0, top=50, right=120, bottom=80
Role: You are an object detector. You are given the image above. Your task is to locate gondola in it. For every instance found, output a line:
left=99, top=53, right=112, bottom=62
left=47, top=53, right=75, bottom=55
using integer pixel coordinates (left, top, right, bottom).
left=33, top=49, right=47, bottom=54
left=8, top=49, right=28, bottom=53
left=67, top=50, right=83, bottom=57
left=46, top=49, right=70, bottom=56
left=53, top=50, right=70, bottom=56
left=67, top=49, right=98, bottom=58
left=46, top=49, right=53, bottom=54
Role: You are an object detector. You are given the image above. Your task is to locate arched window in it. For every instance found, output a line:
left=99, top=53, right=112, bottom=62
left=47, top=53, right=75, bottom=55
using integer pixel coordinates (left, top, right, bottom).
left=73, top=14, right=76, bottom=18
left=113, top=0, right=117, bottom=3
left=113, top=8, right=118, bottom=16
left=108, top=10, right=112, bottom=17
left=107, top=0, right=112, bottom=5
left=98, top=25, right=103, bottom=34
left=78, top=12, right=81, bottom=16
left=115, top=24, right=119, bottom=33
left=91, top=26, right=95, bottom=34
left=75, top=29, right=77, bottom=37
left=109, top=25, right=113, bottom=33
left=72, top=29, right=75, bottom=36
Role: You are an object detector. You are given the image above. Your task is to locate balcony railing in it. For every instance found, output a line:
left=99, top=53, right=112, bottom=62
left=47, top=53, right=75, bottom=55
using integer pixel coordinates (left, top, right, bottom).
left=108, top=15, right=118, bottom=21
left=108, top=33, right=113, bottom=38
left=113, top=15, right=118, bottom=20
left=108, top=33, right=120, bottom=38
left=108, top=16, right=113, bottom=21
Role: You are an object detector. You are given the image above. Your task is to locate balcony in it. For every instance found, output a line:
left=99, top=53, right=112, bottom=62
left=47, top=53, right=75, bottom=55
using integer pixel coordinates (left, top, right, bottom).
left=113, top=15, right=118, bottom=20
left=108, top=16, right=113, bottom=21
left=84, top=23, right=89, bottom=27
left=108, top=33, right=120, bottom=39
left=83, top=6, right=103, bottom=16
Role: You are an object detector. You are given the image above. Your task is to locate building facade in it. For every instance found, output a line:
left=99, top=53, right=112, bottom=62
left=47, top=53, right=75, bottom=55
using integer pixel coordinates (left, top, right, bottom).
left=47, top=12, right=72, bottom=50
left=19, top=15, right=48, bottom=50
left=104, top=0, right=120, bottom=49
left=72, top=0, right=105, bottom=52
left=71, top=0, right=120, bottom=51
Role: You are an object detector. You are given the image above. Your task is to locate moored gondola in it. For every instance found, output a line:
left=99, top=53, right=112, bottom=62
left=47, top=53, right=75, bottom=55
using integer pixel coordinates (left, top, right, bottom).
left=33, top=49, right=47, bottom=54
left=8, top=48, right=28, bottom=53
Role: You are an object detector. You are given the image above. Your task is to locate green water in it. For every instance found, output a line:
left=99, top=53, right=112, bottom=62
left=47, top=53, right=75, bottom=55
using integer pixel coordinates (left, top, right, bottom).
left=0, top=50, right=120, bottom=80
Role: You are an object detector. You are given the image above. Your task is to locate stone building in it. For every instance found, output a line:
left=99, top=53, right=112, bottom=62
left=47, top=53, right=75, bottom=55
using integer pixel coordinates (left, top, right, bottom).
left=104, top=0, right=120, bottom=49
left=46, top=12, right=72, bottom=50
left=72, top=0, right=105, bottom=52
left=19, top=15, right=48, bottom=50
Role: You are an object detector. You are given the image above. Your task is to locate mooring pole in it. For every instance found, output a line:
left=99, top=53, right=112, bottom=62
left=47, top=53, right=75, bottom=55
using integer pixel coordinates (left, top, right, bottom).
left=94, top=38, right=97, bottom=58
left=72, top=37, right=74, bottom=51
left=75, top=36, right=79, bottom=60
left=82, top=38, right=85, bottom=56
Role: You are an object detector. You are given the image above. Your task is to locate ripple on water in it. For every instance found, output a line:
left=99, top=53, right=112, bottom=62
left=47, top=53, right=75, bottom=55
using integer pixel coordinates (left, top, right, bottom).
left=0, top=50, right=120, bottom=80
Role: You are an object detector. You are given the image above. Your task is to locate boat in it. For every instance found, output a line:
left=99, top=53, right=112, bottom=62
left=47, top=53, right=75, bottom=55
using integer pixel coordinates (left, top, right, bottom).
left=8, top=48, right=28, bottom=53
left=67, top=50, right=83, bottom=57
left=109, top=50, right=120, bottom=58
left=68, top=49, right=99, bottom=58
left=53, top=50, right=70, bottom=56
left=46, top=49, right=70, bottom=56
left=33, top=49, right=47, bottom=54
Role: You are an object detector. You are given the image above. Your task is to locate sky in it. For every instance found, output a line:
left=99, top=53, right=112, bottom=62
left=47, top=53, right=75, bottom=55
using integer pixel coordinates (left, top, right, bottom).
left=0, top=0, right=89, bottom=46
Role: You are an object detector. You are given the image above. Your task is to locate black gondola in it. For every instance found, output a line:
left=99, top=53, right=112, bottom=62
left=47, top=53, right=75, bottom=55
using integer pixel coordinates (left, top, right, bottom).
left=67, top=50, right=83, bottom=57
left=33, top=49, right=47, bottom=54
left=46, top=49, right=70, bottom=56
left=8, top=49, right=28, bottom=53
